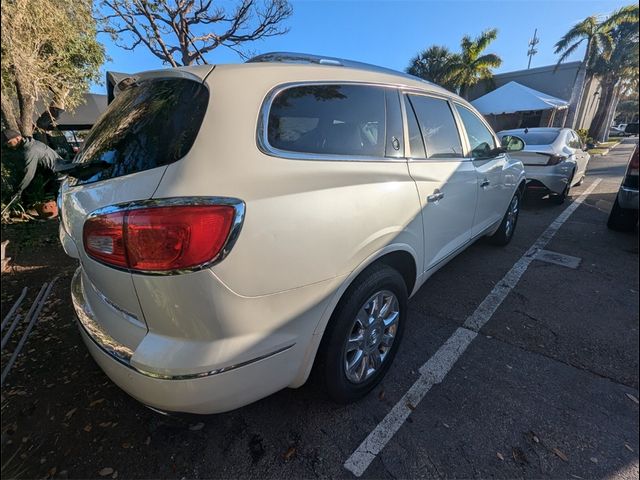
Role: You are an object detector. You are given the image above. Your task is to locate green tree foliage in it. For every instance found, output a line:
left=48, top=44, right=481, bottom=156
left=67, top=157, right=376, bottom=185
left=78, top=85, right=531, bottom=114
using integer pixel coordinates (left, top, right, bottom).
left=553, top=16, right=615, bottom=72
left=589, top=18, right=639, bottom=140
left=406, top=46, right=460, bottom=91
left=1, top=0, right=105, bottom=136
left=406, top=29, right=502, bottom=99
left=448, top=29, right=502, bottom=99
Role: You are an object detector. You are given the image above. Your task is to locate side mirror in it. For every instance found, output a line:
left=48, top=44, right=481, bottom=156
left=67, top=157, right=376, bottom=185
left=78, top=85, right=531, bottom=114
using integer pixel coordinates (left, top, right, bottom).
left=501, top=135, right=525, bottom=152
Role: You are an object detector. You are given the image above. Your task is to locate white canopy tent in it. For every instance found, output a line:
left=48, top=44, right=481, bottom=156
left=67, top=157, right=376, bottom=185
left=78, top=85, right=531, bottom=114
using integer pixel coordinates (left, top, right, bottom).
left=471, top=81, right=569, bottom=115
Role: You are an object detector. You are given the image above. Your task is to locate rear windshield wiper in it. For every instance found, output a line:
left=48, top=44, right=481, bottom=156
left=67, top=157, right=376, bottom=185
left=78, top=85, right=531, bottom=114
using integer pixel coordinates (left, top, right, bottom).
left=56, top=160, right=111, bottom=180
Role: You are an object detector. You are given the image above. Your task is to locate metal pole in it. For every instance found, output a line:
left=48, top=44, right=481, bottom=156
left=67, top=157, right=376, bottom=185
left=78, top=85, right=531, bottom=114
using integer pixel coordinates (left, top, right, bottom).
left=527, top=28, right=539, bottom=70
left=1, top=287, right=28, bottom=332
left=1, top=278, right=57, bottom=386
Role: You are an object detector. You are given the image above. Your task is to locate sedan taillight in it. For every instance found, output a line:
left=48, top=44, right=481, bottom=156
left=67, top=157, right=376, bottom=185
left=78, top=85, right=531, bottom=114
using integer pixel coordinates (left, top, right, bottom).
left=83, top=205, right=236, bottom=272
left=546, top=155, right=567, bottom=166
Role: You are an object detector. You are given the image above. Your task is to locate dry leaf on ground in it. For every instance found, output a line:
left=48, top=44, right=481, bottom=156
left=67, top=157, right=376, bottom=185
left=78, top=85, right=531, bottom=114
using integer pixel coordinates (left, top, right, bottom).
left=552, top=448, right=568, bottom=462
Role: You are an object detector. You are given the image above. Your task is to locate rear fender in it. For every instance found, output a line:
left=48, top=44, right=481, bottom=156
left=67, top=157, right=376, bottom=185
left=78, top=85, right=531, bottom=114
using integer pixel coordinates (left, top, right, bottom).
left=289, top=243, right=419, bottom=387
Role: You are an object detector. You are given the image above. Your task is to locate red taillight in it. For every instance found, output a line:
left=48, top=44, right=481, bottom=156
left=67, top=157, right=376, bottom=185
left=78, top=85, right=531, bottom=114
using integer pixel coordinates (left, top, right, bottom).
left=83, top=212, right=127, bottom=268
left=546, top=155, right=567, bottom=166
left=83, top=205, right=236, bottom=272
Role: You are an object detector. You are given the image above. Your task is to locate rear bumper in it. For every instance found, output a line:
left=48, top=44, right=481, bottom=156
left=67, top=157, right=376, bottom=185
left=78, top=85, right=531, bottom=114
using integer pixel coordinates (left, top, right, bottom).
left=618, top=186, right=639, bottom=210
left=524, top=164, right=573, bottom=194
left=71, top=268, right=317, bottom=414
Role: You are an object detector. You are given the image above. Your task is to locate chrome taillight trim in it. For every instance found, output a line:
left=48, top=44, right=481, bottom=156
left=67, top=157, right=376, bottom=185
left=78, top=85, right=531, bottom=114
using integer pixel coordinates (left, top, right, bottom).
left=84, top=196, right=245, bottom=276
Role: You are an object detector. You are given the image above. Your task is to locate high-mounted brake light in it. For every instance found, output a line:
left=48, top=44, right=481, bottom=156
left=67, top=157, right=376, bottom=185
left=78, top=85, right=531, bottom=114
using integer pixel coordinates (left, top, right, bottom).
left=83, top=202, right=240, bottom=272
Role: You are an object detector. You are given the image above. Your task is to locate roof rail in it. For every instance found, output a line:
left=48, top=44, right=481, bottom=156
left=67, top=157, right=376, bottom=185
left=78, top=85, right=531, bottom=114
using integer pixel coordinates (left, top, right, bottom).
left=246, top=51, right=435, bottom=87
left=247, top=52, right=344, bottom=66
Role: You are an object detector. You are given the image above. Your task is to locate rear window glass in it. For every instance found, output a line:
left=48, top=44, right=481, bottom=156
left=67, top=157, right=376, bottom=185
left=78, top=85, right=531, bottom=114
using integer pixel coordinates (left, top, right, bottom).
left=71, top=78, right=209, bottom=185
left=267, top=85, right=386, bottom=157
left=502, top=131, right=559, bottom=145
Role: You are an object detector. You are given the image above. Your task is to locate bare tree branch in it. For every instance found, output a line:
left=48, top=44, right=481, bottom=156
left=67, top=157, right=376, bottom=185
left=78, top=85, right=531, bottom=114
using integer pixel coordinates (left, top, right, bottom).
left=99, top=0, right=292, bottom=66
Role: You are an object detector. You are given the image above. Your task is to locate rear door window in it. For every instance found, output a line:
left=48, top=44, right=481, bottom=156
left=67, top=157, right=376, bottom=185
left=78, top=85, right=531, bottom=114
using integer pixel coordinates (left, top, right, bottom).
left=455, top=104, right=497, bottom=158
left=267, top=84, right=387, bottom=157
left=407, top=95, right=463, bottom=159
left=404, top=96, right=426, bottom=158
left=72, top=77, right=209, bottom=185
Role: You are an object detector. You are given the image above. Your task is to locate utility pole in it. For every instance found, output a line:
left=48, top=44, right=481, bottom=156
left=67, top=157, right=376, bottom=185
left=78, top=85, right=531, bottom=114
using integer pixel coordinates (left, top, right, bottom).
left=527, top=28, right=539, bottom=69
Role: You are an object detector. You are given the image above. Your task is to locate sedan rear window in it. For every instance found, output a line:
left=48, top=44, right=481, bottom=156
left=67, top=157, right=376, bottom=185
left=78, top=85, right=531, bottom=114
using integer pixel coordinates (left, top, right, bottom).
left=71, top=77, right=209, bottom=185
left=504, top=131, right=559, bottom=145
left=267, top=84, right=386, bottom=157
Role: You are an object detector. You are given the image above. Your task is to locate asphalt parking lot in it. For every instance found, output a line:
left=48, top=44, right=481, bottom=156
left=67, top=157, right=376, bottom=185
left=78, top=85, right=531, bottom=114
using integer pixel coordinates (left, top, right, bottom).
left=1, top=139, right=638, bottom=480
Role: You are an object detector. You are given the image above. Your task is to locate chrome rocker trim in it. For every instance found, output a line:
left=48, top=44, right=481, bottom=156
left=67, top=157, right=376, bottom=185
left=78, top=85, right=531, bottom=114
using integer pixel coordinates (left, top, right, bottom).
left=71, top=268, right=294, bottom=380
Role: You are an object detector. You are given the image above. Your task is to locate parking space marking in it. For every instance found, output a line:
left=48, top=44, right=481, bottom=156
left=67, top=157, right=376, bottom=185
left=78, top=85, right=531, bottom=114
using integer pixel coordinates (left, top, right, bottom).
left=343, top=179, right=602, bottom=477
left=463, top=179, right=600, bottom=332
left=535, top=249, right=582, bottom=269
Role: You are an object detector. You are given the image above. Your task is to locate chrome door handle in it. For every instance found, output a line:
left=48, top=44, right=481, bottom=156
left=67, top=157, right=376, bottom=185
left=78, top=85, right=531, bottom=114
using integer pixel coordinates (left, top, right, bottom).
left=480, top=179, right=490, bottom=188
left=427, top=191, right=445, bottom=202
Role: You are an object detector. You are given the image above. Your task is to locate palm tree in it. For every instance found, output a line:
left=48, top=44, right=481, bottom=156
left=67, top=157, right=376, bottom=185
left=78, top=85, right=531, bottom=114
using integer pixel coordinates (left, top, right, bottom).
left=406, top=46, right=460, bottom=91
left=448, top=29, right=502, bottom=99
left=553, top=5, right=638, bottom=128
left=589, top=20, right=639, bottom=141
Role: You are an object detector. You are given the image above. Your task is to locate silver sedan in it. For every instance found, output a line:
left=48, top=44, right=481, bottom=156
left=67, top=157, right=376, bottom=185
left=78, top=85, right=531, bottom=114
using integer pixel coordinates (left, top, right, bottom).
left=498, top=127, right=590, bottom=204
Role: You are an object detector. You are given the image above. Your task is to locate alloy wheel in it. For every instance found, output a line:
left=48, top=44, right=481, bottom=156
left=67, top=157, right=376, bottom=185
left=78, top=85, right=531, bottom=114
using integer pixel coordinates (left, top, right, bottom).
left=343, top=290, right=400, bottom=384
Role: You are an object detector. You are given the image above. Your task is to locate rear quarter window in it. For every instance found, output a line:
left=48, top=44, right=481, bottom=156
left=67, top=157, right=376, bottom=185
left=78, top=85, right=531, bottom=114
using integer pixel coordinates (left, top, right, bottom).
left=266, top=84, right=387, bottom=158
left=71, top=77, right=209, bottom=185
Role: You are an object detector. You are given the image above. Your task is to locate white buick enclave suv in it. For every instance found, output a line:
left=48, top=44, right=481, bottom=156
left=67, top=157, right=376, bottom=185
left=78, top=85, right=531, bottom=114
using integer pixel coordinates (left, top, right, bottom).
left=59, top=53, right=526, bottom=414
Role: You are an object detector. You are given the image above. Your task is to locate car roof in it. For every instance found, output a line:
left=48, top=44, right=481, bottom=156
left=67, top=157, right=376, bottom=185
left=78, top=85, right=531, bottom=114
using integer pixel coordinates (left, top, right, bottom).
left=123, top=52, right=476, bottom=111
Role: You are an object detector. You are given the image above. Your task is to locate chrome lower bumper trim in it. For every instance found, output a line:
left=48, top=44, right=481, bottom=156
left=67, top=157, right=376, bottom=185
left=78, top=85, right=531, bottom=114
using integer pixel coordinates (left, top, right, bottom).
left=71, top=268, right=294, bottom=380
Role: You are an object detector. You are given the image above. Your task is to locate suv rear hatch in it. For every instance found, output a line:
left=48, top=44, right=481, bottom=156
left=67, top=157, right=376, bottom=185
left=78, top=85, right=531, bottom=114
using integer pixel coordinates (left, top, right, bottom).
left=59, top=67, right=212, bottom=349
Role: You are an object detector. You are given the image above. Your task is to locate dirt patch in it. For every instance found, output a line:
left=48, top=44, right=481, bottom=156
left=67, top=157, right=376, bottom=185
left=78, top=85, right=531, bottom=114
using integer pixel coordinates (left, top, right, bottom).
left=1, top=220, right=208, bottom=479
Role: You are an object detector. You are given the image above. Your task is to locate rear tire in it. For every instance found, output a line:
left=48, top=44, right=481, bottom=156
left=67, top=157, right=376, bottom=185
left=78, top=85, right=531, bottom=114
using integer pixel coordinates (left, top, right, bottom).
left=488, top=190, right=521, bottom=246
left=315, top=264, right=407, bottom=404
left=551, top=170, right=575, bottom=205
left=607, top=197, right=638, bottom=232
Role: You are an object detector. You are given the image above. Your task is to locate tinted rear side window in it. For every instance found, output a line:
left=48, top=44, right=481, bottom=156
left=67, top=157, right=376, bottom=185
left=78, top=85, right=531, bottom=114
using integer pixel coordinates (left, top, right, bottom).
left=403, top=96, right=426, bottom=158
left=72, top=78, right=209, bottom=185
left=455, top=104, right=496, bottom=158
left=267, top=85, right=386, bottom=157
left=408, top=95, right=462, bottom=159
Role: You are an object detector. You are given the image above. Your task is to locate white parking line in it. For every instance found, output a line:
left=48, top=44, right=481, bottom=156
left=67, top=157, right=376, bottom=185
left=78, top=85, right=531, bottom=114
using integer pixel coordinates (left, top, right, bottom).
left=343, top=179, right=602, bottom=477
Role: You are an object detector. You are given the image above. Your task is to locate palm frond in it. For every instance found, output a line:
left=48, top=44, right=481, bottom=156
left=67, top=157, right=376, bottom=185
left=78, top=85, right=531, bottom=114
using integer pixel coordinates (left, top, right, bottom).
left=473, top=53, right=502, bottom=69
left=553, top=18, right=593, bottom=53
left=475, top=28, right=498, bottom=53
left=554, top=39, right=583, bottom=70
left=602, top=4, right=639, bottom=30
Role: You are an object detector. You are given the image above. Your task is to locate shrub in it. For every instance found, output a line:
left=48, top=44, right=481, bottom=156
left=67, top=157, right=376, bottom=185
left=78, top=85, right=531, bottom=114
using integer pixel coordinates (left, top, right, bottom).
left=576, top=128, right=595, bottom=146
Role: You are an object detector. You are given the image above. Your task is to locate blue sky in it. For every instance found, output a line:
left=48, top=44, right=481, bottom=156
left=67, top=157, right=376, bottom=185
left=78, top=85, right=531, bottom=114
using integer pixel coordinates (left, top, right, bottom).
left=92, top=0, right=632, bottom=93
